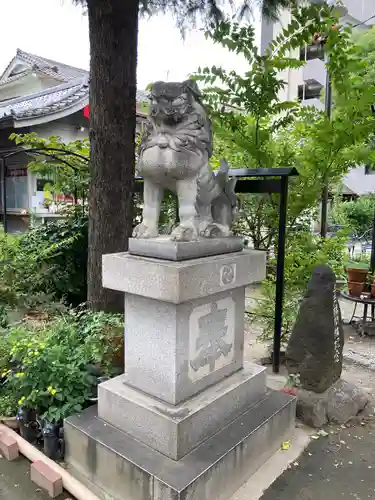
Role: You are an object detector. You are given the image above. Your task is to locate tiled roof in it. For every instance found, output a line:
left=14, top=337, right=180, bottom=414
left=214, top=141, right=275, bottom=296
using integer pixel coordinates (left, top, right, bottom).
left=0, top=78, right=89, bottom=122
left=0, top=49, right=149, bottom=125
left=0, top=83, right=149, bottom=125
left=0, top=49, right=88, bottom=85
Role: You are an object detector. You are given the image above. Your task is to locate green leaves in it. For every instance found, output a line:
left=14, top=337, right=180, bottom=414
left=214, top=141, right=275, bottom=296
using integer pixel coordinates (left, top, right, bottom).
left=4, top=309, right=124, bottom=423
left=199, top=7, right=375, bottom=344
left=9, top=132, right=90, bottom=202
left=253, top=230, right=349, bottom=344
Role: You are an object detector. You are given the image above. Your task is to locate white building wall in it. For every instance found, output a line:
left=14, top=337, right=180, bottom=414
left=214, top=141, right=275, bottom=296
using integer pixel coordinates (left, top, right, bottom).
left=0, top=74, right=62, bottom=102
left=260, top=9, right=304, bottom=102
left=33, top=122, right=88, bottom=144
left=260, top=0, right=375, bottom=107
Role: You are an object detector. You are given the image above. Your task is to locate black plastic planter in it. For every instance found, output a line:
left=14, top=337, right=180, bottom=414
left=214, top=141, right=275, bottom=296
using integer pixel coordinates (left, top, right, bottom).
left=17, top=408, right=39, bottom=443
left=42, top=422, right=64, bottom=460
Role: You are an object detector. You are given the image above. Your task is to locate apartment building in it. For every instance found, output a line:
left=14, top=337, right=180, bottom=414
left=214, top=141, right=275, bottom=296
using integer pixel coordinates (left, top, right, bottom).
left=260, top=0, right=375, bottom=109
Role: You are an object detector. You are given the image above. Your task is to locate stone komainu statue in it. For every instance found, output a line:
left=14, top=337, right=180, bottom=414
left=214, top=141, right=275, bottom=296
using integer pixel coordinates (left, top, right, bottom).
left=133, top=80, right=237, bottom=242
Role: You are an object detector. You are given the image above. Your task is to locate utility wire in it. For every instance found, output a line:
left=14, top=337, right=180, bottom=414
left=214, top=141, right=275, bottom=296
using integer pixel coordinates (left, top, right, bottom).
left=352, top=14, right=375, bottom=29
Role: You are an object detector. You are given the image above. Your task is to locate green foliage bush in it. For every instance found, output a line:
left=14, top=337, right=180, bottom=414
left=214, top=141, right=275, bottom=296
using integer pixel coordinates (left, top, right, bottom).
left=331, top=196, right=375, bottom=237
left=252, top=231, right=348, bottom=345
left=1, top=309, right=123, bottom=423
left=0, top=390, right=18, bottom=417
left=0, top=208, right=87, bottom=309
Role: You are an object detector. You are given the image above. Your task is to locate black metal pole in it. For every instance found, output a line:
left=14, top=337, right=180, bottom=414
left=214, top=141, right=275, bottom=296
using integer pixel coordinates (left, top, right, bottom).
left=320, top=51, right=332, bottom=239
left=0, top=158, right=7, bottom=234
left=370, top=208, right=375, bottom=274
left=273, top=177, right=289, bottom=373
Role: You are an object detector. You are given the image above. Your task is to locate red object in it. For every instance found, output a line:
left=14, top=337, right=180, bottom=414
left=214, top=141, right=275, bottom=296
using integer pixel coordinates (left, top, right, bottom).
left=83, top=104, right=90, bottom=119
left=7, top=167, right=27, bottom=177
left=31, top=461, right=63, bottom=498
left=280, top=387, right=297, bottom=396
left=55, top=194, right=74, bottom=202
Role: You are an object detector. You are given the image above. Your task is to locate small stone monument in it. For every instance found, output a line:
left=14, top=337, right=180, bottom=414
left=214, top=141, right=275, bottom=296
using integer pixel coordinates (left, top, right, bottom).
left=287, top=265, right=373, bottom=428
left=64, top=81, right=296, bottom=500
left=286, top=265, right=344, bottom=393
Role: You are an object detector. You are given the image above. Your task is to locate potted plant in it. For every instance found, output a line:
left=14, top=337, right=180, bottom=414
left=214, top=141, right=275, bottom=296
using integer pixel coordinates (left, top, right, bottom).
left=7, top=321, right=97, bottom=451
left=41, top=420, right=64, bottom=460
left=16, top=405, right=40, bottom=443
left=348, top=281, right=365, bottom=297
left=367, top=273, right=375, bottom=298
left=346, top=261, right=369, bottom=284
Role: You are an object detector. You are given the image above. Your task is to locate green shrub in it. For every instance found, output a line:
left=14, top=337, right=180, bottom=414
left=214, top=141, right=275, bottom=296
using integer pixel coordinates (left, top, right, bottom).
left=331, top=196, right=375, bottom=237
left=252, top=230, right=348, bottom=345
left=4, top=309, right=123, bottom=423
left=0, top=390, right=18, bottom=417
left=0, top=209, right=87, bottom=308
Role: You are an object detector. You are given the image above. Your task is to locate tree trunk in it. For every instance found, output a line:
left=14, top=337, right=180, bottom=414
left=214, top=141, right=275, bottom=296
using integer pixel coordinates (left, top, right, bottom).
left=86, top=0, right=139, bottom=312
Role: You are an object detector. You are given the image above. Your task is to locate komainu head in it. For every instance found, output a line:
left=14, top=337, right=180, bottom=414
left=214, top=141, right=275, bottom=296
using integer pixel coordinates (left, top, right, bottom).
left=149, top=80, right=201, bottom=123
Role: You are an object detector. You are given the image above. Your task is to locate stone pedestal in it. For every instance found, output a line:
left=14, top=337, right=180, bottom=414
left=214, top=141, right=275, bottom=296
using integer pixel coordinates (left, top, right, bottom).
left=65, top=239, right=296, bottom=500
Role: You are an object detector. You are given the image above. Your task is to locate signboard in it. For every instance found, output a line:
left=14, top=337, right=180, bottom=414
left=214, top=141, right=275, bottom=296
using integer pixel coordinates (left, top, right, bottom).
left=7, top=167, right=27, bottom=177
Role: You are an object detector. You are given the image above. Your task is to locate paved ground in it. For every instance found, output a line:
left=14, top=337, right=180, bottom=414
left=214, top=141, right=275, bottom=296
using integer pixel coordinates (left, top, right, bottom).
left=0, top=455, right=69, bottom=500
left=261, top=422, right=375, bottom=500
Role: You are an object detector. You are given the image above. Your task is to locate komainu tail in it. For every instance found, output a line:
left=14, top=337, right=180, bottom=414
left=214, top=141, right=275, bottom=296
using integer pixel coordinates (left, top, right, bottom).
left=211, top=159, right=238, bottom=229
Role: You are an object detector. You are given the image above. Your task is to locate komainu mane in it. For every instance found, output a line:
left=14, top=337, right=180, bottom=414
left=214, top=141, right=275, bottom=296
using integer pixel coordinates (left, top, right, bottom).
left=133, top=80, right=237, bottom=242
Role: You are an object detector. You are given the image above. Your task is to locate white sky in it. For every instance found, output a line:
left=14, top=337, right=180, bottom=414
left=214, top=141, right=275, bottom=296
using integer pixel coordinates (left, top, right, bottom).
left=0, top=0, right=261, bottom=90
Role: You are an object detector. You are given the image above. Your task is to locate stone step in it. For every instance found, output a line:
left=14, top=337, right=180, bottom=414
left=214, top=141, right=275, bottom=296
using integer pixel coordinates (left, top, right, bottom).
left=65, top=390, right=296, bottom=500
left=98, top=362, right=267, bottom=459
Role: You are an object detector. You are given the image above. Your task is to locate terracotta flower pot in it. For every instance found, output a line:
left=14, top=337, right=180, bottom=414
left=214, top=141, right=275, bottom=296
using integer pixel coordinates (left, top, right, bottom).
left=346, top=267, right=368, bottom=284
left=348, top=281, right=364, bottom=298
left=371, top=284, right=375, bottom=298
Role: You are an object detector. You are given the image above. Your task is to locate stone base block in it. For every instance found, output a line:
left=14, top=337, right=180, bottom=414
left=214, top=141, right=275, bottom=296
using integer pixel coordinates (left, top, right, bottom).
left=102, top=249, right=266, bottom=303
left=123, top=287, right=246, bottom=404
left=65, top=391, right=295, bottom=500
left=98, top=363, right=266, bottom=459
left=296, top=379, right=373, bottom=428
left=128, top=236, right=244, bottom=261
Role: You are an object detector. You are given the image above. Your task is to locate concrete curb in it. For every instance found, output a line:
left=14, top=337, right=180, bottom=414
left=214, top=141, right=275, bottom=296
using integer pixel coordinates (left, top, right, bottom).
left=229, top=426, right=313, bottom=500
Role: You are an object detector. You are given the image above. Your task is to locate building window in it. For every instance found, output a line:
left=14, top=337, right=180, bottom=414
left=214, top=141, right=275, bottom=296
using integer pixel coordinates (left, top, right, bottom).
left=5, top=167, right=28, bottom=210
left=306, top=44, right=324, bottom=61
left=305, top=82, right=323, bottom=100
left=300, top=44, right=325, bottom=62
left=36, top=179, right=50, bottom=191
left=298, top=83, right=323, bottom=101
